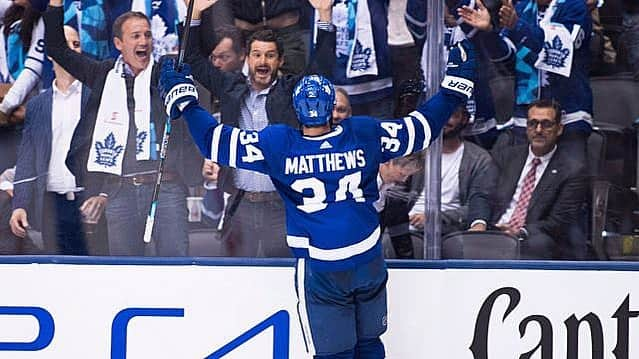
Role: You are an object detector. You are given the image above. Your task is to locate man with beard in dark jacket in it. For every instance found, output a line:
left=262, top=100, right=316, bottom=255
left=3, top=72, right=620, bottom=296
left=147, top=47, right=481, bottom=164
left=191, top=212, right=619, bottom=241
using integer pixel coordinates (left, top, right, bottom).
left=181, top=0, right=335, bottom=258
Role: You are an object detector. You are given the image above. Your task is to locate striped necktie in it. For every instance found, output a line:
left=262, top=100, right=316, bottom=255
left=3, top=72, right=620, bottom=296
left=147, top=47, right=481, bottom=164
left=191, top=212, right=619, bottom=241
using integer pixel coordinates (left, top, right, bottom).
left=509, top=157, right=542, bottom=231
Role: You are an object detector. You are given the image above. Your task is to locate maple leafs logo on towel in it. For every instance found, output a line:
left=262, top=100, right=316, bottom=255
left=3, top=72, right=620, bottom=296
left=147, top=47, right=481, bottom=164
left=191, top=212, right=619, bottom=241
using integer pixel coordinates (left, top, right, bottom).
left=151, top=14, right=178, bottom=61
left=542, top=35, right=570, bottom=70
left=136, top=131, right=148, bottom=155
left=349, top=40, right=373, bottom=73
left=94, top=133, right=124, bottom=167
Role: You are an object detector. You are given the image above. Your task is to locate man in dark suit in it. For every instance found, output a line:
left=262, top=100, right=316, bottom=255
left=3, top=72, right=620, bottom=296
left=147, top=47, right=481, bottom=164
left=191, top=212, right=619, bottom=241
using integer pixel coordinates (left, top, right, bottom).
left=9, top=25, right=91, bottom=254
left=44, top=1, right=202, bottom=256
left=490, top=99, right=587, bottom=259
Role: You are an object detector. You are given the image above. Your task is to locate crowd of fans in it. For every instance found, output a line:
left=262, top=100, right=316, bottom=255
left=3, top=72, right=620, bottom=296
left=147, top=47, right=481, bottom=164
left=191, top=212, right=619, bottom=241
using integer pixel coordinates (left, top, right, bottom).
left=0, top=0, right=637, bottom=260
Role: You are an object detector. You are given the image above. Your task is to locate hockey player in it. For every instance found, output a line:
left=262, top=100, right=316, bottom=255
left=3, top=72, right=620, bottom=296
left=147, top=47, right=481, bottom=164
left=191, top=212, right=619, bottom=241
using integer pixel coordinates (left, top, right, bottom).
left=159, top=40, right=476, bottom=358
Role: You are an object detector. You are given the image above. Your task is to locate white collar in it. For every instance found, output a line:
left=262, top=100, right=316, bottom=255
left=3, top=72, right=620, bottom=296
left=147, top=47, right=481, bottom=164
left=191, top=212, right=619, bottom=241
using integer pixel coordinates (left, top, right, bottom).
left=116, top=55, right=154, bottom=78
left=527, top=144, right=557, bottom=164
left=248, top=78, right=278, bottom=96
left=52, top=79, right=81, bottom=97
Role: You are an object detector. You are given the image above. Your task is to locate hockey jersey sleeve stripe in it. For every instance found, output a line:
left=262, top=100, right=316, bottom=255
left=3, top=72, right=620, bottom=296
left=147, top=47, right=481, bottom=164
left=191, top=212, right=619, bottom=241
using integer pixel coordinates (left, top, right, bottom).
left=402, top=116, right=416, bottom=157
left=210, top=124, right=223, bottom=162
left=22, top=66, right=42, bottom=78
left=25, top=56, right=44, bottom=64
left=493, top=36, right=516, bottom=62
left=408, top=110, right=431, bottom=150
left=286, top=226, right=380, bottom=261
left=228, top=127, right=240, bottom=167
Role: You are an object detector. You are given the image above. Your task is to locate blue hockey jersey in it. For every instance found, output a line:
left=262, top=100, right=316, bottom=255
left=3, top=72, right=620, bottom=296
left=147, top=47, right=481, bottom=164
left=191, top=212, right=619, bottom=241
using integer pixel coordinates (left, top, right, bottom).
left=479, top=0, right=593, bottom=127
left=185, top=104, right=434, bottom=270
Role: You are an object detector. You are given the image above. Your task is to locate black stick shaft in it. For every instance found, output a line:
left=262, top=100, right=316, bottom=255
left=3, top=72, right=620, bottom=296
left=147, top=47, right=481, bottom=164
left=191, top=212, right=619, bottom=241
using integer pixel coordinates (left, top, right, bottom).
left=143, top=0, right=197, bottom=244
left=176, top=0, right=196, bottom=71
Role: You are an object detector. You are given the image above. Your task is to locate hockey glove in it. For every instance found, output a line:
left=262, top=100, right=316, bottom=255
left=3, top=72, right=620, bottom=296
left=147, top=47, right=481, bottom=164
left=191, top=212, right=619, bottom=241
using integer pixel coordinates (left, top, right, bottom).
left=159, top=59, right=199, bottom=119
left=441, top=39, right=476, bottom=100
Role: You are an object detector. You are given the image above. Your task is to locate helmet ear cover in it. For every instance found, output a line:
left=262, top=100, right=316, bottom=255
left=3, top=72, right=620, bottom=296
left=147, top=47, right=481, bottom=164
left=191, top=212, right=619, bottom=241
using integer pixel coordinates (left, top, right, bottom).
left=292, top=75, right=336, bottom=126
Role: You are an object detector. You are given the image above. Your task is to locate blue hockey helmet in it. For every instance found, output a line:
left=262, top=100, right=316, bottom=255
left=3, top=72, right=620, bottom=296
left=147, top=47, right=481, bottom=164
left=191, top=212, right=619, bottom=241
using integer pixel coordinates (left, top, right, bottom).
left=292, top=75, right=335, bottom=126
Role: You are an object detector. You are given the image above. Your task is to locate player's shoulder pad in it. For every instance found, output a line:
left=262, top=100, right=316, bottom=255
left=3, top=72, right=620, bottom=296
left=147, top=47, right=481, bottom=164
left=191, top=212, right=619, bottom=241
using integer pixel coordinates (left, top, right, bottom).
left=260, top=123, right=296, bottom=144
left=341, top=115, right=384, bottom=140
left=345, top=115, right=379, bottom=128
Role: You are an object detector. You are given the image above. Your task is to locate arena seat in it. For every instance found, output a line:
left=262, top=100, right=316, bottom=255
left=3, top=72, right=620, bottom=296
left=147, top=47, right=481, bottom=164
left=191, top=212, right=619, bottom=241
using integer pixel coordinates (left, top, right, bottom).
left=591, top=74, right=639, bottom=127
left=589, top=124, right=639, bottom=260
left=188, top=228, right=222, bottom=256
left=602, top=232, right=639, bottom=261
left=489, top=74, right=639, bottom=128
left=441, top=230, right=520, bottom=259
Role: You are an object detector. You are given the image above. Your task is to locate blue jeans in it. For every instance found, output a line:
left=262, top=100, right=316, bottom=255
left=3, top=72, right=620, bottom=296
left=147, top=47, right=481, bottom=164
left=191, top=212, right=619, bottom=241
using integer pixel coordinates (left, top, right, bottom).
left=105, top=182, right=188, bottom=256
left=221, top=192, right=289, bottom=258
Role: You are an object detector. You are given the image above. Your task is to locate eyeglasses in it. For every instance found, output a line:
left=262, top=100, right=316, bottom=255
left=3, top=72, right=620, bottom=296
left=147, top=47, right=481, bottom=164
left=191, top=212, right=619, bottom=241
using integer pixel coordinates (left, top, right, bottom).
left=526, top=119, right=557, bottom=130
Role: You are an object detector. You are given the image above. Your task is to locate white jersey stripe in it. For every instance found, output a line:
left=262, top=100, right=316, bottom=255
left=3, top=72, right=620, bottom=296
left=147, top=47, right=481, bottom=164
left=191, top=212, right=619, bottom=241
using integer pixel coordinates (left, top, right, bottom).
left=408, top=111, right=431, bottom=150
left=286, top=226, right=380, bottom=261
left=228, top=128, right=240, bottom=167
left=402, top=116, right=416, bottom=156
left=287, top=235, right=309, bottom=249
left=296, top=259, right=316, bottom=356
left=210, top=124, right=223, bottom=162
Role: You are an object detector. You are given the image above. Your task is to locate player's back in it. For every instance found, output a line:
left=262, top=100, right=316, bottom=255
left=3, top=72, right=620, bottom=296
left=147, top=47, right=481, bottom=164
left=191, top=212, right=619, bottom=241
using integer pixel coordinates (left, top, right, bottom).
left=262, top=117, right=385, bottom=270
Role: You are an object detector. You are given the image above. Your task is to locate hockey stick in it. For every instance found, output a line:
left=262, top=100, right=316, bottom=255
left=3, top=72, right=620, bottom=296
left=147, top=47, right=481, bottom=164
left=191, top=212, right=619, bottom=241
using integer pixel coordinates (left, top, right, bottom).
left=143, top=0, right=196, bottom=244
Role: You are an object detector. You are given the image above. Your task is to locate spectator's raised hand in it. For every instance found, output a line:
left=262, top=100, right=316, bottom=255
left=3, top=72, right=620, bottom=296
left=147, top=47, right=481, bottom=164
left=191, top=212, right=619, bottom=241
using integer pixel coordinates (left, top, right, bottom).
left=309, top=0, right=333, bottom=21
left=498, top=0, right=518, bottom=30
left=457, top=0, right=493, bottom=31
left=183, top=0, right=220, bottom=20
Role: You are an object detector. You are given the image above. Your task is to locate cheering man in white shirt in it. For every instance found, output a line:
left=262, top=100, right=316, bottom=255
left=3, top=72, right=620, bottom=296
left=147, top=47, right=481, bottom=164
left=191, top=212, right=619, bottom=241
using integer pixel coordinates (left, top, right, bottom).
left=10, top=25, right=90, bottom=254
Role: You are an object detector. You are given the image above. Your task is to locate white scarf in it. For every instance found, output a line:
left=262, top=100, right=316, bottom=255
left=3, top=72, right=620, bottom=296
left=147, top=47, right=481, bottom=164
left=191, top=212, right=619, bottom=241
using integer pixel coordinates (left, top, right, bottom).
left=87, top=56, right=153, bottom=175
left=316, top=0, right=378, bottom=79
left=0, top=24, right=11, bottom=83
left=345, top=0, right=377, bottom=78
left=534, top=0, right=581, bottom=78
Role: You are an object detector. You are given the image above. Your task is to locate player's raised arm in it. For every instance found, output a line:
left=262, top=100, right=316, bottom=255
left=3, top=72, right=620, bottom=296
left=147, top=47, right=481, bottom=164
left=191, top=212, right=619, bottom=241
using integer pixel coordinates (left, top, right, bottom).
left=378, top=39, right=476, bottom=163
left=159, top=59, right=271, bottom=174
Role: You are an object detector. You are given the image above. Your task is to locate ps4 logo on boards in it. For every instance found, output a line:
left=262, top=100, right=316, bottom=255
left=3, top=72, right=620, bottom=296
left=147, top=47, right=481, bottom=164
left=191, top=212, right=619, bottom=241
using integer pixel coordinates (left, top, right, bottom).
left=0, top=306, right=290, bottom=358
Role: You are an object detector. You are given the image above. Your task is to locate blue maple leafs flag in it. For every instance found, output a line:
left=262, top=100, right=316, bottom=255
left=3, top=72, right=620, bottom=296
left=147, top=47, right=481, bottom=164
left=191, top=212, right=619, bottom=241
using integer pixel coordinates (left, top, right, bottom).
left=95, top=133, right=124, bottom=167
left=542, top=35, right=570, bottom=70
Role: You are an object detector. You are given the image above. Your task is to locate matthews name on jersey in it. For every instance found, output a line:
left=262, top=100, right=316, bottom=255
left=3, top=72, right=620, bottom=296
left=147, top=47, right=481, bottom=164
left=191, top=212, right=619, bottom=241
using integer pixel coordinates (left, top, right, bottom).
left=188, top=104, right=433, bottom=271
left=160, top=40, right=475, bottom=271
